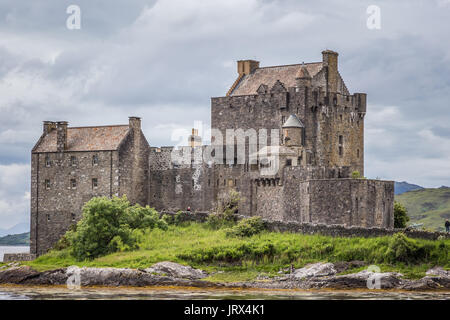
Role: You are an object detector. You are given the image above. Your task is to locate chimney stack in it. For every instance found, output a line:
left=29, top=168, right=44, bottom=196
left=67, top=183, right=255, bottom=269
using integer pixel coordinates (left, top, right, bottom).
left=56, top=121, right=68, bottom=152
left=189, top=128, right=202, bottom=147
left=43, top=121, right=56, bottom=134
left=237, top=60, right=259, bottom=76
left=129, top=116, right=141, bottom=130
left=322, top=50, right=339, bottom=94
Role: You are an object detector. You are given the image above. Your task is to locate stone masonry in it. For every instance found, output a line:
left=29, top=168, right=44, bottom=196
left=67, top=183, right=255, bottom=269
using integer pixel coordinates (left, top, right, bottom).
left=30, top=50, right=394, bottom=255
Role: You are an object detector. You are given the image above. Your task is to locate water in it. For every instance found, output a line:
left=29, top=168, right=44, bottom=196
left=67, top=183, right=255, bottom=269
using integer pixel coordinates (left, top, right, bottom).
left=0, top=285, right=448, bottom=300
left=0, top=246, right=29, bottom=262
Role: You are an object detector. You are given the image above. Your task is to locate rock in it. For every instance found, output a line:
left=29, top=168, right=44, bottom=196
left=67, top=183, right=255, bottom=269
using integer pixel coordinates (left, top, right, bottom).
left=399, top=277, right=444, bottom=291
left=333, top=261, right=366, bottom=273
left=305, top=270, right=404, bottom=290
left=0, top=266, right=40, bottom=284
left=291, top=262, right=337, bottom=279
left=144, top=261, right=208, bottom=280
left=426, top=267, right=450, bottom=277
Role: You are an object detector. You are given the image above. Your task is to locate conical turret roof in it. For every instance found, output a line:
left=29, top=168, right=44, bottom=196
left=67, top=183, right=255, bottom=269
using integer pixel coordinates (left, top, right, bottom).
left=282, top=114, right=304, bottom=128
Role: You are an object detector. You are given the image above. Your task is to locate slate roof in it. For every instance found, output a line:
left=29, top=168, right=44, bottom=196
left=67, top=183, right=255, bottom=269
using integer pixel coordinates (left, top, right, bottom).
left=33, top=125, right=130, bottom=153
left=230, top=62, right=323, bottom=96
left=282, top=114, right=305, bottom=128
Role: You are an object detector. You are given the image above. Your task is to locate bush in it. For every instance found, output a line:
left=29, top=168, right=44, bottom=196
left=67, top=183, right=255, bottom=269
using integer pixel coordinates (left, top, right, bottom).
left=394, top=201, right=410, bottom=228
left=207, top=189, right=241, bottom=229
left=225, top=217, right=265, bottom=237
left=351, top=171, right=361, bottom=179
left=385, top=233, right=426, bottom=264
left=67, top=195, right=167, bottom=260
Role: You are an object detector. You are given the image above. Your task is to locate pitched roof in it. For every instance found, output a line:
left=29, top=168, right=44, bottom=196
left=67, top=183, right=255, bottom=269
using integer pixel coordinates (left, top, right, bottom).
left=33, top=125, right=130, bottom=153
left=230, top=62, right=322, bottom=96
left=282, top=114, right=304, bottom=128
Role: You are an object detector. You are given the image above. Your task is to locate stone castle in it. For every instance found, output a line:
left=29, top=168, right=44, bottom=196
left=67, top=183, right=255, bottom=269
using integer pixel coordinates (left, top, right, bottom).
left=30, top=50, right=394, bottom=255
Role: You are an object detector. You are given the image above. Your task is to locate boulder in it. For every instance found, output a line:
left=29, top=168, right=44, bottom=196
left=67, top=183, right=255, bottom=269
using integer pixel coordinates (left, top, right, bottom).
left=307, top=270, right=404, bottom=290
left=291, top=262, right=337, bottom=279
left=0, top=266, right=40, bottom=284
left=426, top=267, right=450, bottom=277
left=145, top=262, right=208, bottom=280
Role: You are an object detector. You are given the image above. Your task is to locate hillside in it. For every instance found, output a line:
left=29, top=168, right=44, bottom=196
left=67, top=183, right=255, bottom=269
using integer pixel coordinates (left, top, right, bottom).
left=395, top=187, right=450, bottom=232
left=394, top=181, right=424, bottom=195
left=0, top=232, right=30, bottom=246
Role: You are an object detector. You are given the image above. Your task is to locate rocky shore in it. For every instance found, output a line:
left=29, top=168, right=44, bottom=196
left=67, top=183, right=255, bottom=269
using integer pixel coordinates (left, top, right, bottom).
left=0, top=261, right=449, bottom=292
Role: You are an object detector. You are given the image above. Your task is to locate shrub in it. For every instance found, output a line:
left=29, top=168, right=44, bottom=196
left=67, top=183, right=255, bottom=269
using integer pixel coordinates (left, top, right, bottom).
left=394, top=201, right=410, bottom=228
left=225, top=217, right=265, bottom=237
left=67, top=195, right=167, bottom=260
left=207, top=189, right=241, bottom=229
left=351, top=171, right=361, bottom=179
left=385, top=233, right=426, bottom=264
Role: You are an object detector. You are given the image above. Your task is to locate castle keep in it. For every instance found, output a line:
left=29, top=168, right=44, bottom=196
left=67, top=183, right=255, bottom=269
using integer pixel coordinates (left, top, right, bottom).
left=30, top=51, right=394, bottom=255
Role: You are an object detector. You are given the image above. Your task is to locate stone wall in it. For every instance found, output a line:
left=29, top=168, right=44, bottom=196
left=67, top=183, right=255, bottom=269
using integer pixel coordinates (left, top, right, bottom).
left=3, top=253, right=36, bottom=262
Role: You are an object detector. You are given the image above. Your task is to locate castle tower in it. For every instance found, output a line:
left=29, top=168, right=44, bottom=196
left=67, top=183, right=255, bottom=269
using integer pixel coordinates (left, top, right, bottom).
left=282, top=114, right=304, bottom=147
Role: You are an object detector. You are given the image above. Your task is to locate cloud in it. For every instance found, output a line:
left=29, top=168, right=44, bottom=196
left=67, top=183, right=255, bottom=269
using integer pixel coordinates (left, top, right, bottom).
left=0, top=164, right=30, bottom=229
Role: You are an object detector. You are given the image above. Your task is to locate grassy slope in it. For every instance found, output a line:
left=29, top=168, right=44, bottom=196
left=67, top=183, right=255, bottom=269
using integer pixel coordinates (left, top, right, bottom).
left=0, top=232, right=30, bottom=246
left=25, top=223, right=450, bottom=281
left=395, top=187, right=450, bottom=232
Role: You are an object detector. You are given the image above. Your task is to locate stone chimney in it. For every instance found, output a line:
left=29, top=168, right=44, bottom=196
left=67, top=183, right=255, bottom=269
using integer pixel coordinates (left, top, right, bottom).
left=56, top=121, right=68, bottom=152
left=129, top=116, right=141, bottom=130
left=43, top=121, right=56, bottom=134
left=237, top=60, right=259, bottom=76
left=322, top=50, right=339, bottom=94
left=189, top=128, right=202, bottom=147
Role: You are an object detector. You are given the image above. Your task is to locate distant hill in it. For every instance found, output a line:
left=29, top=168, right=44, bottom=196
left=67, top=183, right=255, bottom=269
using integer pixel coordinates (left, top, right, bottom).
left=395, top=187, right=450, bottom=232
left=0, top=232, right=30, bottom=246
left=0, top=223, right=29, bottom=237
left=394, top=181, right=424, bottom=195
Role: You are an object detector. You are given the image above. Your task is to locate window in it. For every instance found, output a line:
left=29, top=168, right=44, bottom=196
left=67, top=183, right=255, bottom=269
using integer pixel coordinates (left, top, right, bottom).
left=45, top=155, right=51, bottom=167
left=70, top=179, right=77, bottom=189
left=281, top=116, right=286, bottom=124
left=339, top=135, right=343, bottom=144
left=339, top=114, right=343, bottom=122
left=339, top=146, right=343, bottom=156
left=71, top=213, right=76, bottom=221
left=286, top=159, right=292, bottom=166
left=45, top=179, right=50, bottom=190
left=208, top=179, right=210, bottom=186
left=339, top=135, right=343, bottom=157
left=92, top=154, right=99, bottom=166
left=223, top=179, right=226, bottom=186
left=46, top=214, right=50, bottom=222
left=70, top=156, right=77, bottom=166
left=92, top=178, right=98, bottom=189
left=357, top=149, right=360, bottom=158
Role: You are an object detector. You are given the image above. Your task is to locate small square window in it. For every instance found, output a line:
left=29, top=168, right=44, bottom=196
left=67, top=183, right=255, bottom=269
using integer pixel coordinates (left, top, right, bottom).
left=70, top=179, right=77, bottom=189
left=45, top=179, right=50, bottom=190
left=286, top=159, right=292, bottom=166
left=92, top=155, right=99, bottom=166
left=92, top=178, right=98, bottom=189
left=70, top=156, right=77, bottom=166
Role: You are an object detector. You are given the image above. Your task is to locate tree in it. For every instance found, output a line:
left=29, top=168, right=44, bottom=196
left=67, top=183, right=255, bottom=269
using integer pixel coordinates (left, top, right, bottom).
left=67, top=195, right=167, bottom=260
left=394, top=201, right=410, bottom=228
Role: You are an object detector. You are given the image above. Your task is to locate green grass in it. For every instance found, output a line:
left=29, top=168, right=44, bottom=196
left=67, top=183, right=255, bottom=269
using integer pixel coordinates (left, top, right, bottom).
left=396, top=187, right=450, bottom=231
left=24, top=222, right=450, bottom=281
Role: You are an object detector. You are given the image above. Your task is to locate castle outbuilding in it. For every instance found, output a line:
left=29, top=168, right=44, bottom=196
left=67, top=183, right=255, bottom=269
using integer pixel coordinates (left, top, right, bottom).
left=30, top=50, right=394, bottom=255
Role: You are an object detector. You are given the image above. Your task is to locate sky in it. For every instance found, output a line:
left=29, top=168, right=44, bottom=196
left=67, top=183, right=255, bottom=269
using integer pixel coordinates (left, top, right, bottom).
left=0, top=0, right=449, bottom=230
